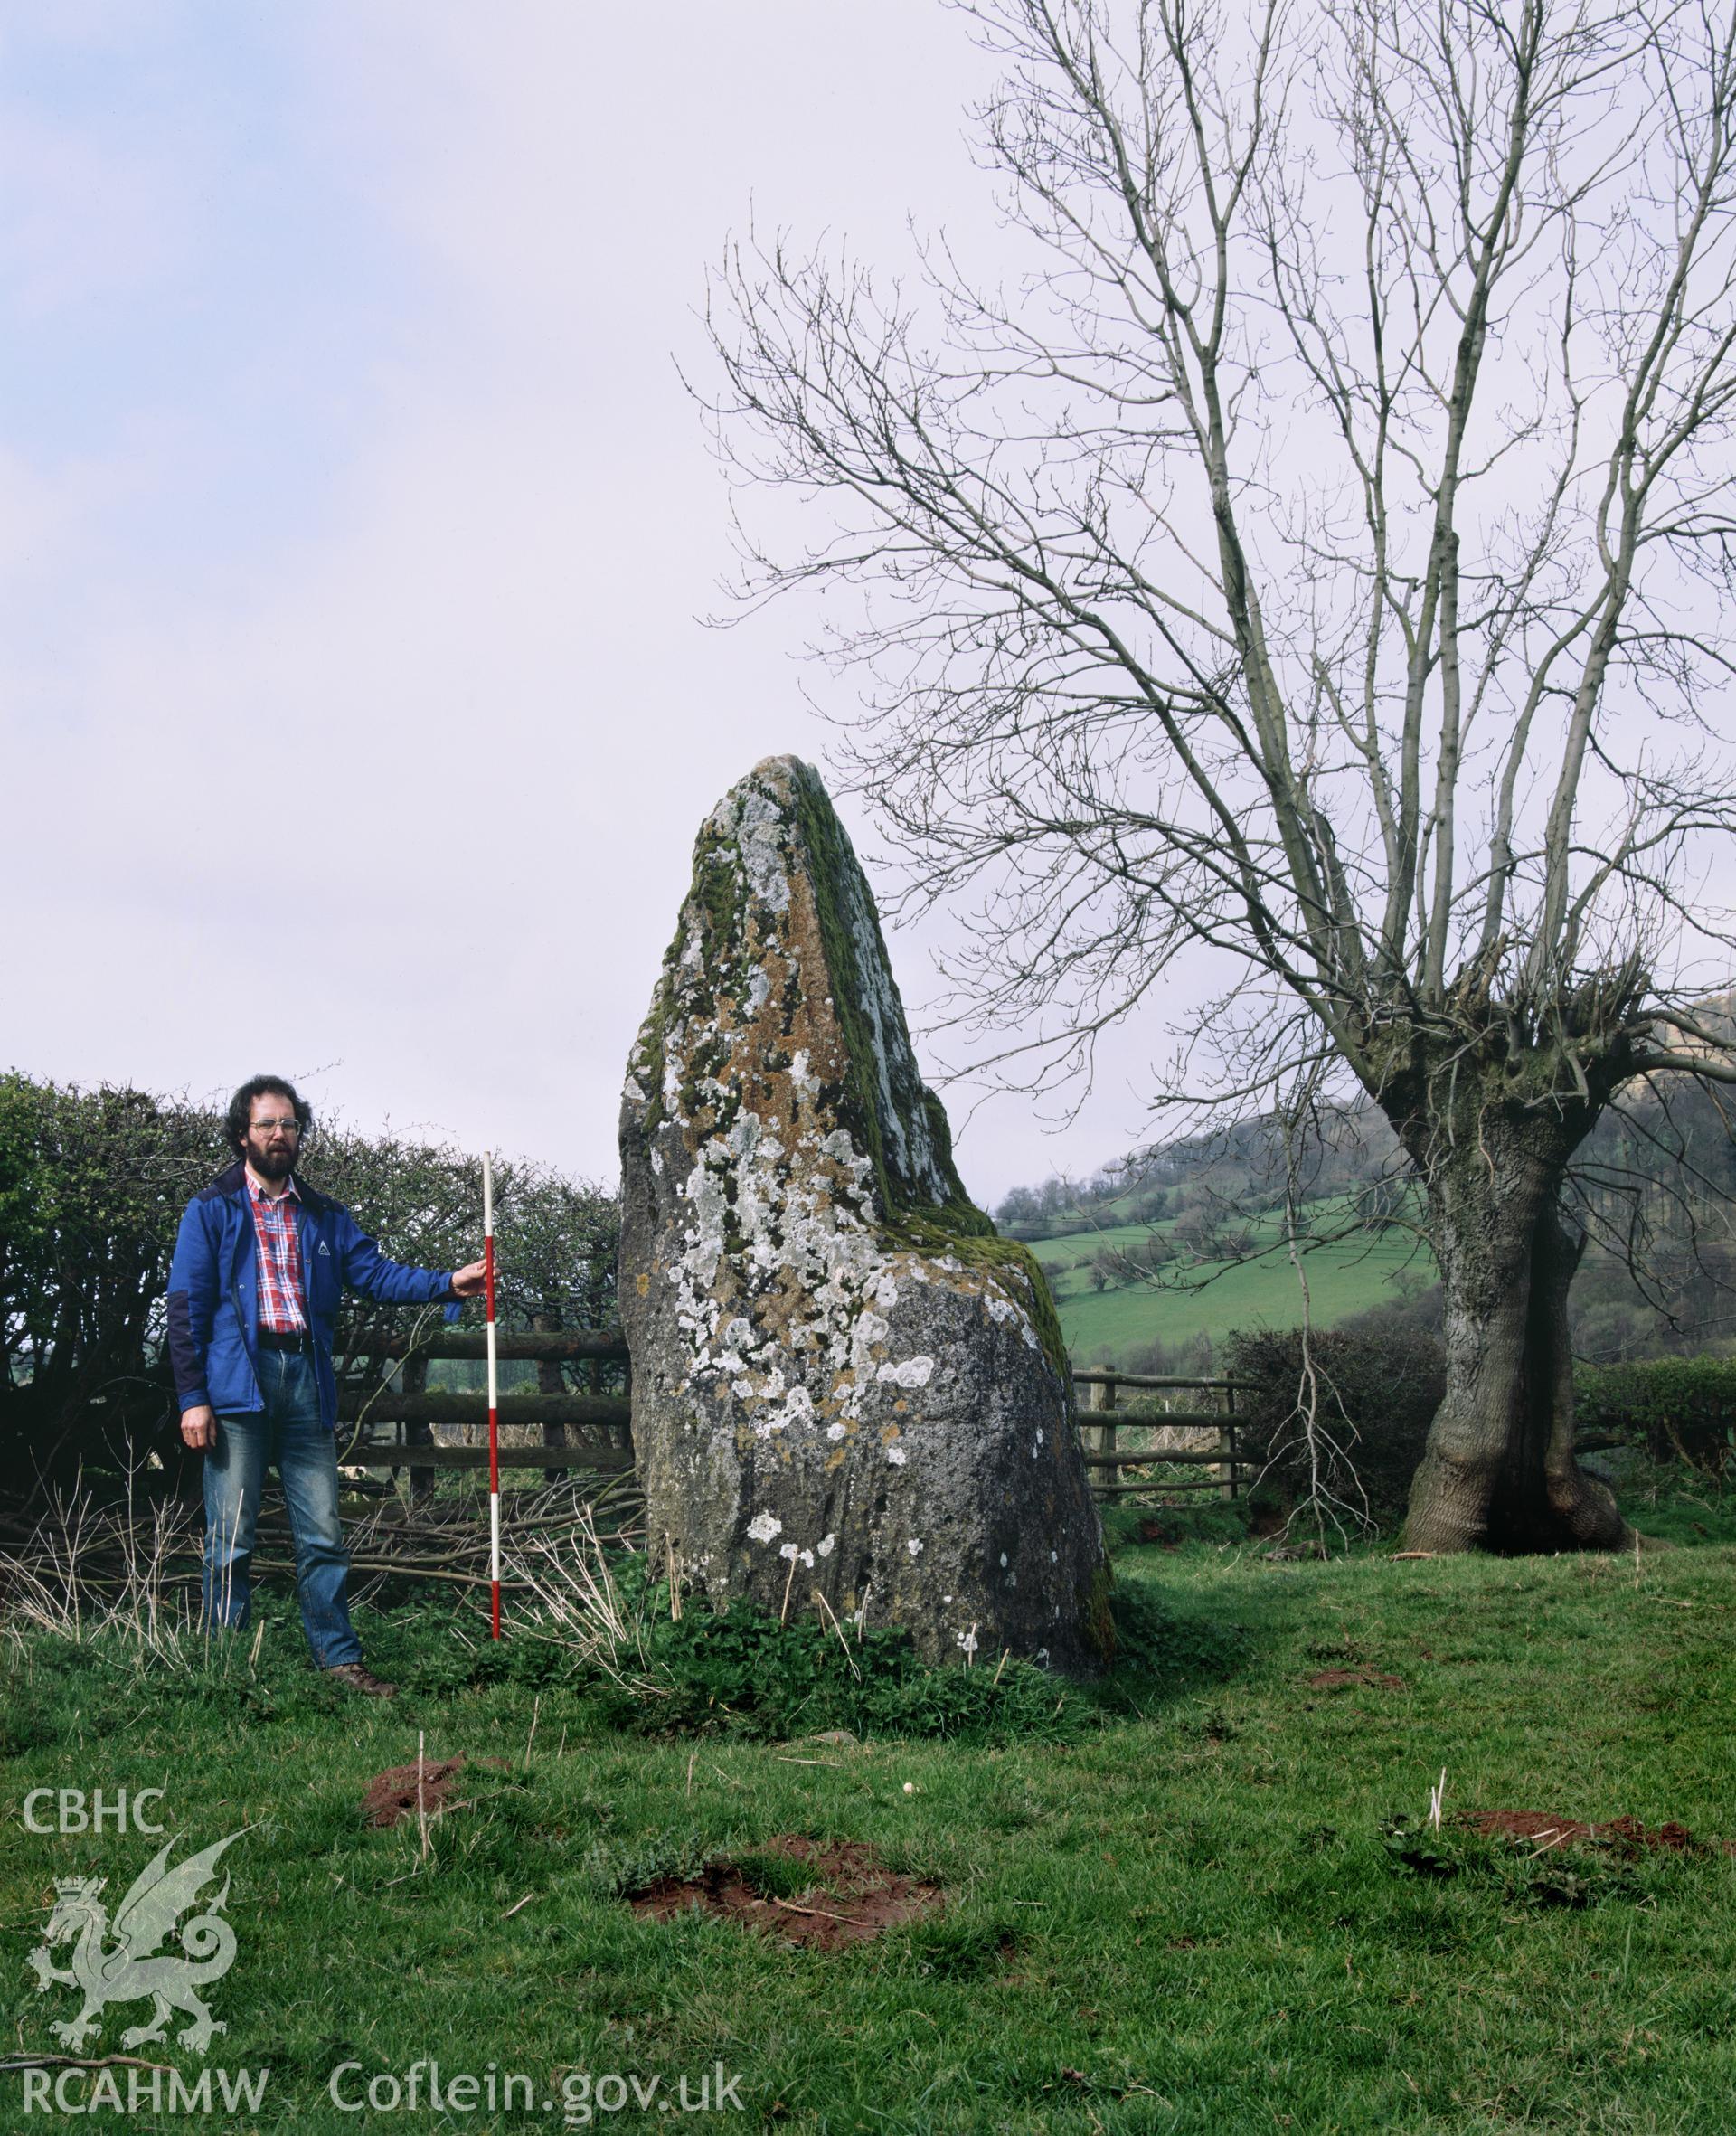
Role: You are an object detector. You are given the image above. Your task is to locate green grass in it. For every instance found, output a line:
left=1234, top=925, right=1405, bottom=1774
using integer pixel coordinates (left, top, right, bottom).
left=5, top=1496, right=1736, bottom=2132
left=1026, top=1201, right=1431, bottom=1363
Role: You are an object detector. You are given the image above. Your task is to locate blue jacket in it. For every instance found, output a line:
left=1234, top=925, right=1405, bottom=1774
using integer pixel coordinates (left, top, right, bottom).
left=166, top=1160, right=459, bottom=1431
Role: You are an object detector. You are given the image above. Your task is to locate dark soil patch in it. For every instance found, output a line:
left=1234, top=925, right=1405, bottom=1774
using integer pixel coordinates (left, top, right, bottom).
left=363, top=1755, right=467, bottom=1828
left=1461, top=1810, right=1722, bottom=1856
left=1137, top=1517, right=1186, bottom=1546
left=629, top=1835, right=942, bottom=1951
left=1307, top=1668, right=1405, bottom=1692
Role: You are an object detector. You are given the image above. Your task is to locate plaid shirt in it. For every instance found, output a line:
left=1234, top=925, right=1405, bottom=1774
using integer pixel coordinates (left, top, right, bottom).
left=247, top=1174, right=307, bottom=1333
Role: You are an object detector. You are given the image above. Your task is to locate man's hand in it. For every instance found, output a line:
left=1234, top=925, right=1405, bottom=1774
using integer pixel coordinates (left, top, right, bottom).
left=451, top=1260, right=489, bottom=1299
left=181, top=1404, right=216, bottom=1451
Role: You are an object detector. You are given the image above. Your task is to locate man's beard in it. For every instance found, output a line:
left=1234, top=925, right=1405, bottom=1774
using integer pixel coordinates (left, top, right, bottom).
left=249, top=1141, right=296, bottom=1182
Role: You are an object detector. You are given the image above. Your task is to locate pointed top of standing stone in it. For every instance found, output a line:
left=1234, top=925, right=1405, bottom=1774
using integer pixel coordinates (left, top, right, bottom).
left=633, top=751, right=987, bottom=1233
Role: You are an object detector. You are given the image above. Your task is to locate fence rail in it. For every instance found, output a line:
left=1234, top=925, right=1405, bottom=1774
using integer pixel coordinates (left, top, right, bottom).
left=1071, top=1371, right=1240, bottom=1392
left=363, top=1444, right=636, bottom=1472
left=334, top=1328, right=629, bottom=1484
left=339, top=1394, right=630, bottom=1432
left=326, top=1332, right=1247, bottom=1498
left=1071, top=1367, right=1249, bottom=1501
left=362, top=1330, right=629, bottom=1363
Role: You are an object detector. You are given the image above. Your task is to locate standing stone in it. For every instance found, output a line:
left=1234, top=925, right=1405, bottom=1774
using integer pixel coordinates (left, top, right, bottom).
left=618, top=755, right=1109, bottom=1672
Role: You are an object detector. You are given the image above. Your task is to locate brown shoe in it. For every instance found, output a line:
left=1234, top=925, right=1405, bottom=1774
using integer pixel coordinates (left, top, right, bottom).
left=325, top=1661, right=398, bottom=1698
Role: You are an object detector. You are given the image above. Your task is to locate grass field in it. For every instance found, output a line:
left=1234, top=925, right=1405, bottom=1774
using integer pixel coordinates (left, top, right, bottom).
left=5, top=1468, right=1735, bottom=2132
left=1026, top=1204, right=1431, bottom=1364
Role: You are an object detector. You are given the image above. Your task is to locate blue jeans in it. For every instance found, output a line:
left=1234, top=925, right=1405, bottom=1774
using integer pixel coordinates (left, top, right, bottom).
left=203, top=1349, right=362, bottom=1668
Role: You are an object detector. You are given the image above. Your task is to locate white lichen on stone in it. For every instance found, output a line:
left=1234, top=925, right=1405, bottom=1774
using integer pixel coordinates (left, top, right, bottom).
left=728, top=784, right=793, bottom=913
left=876, top=1356, right=934, bottom=1389
left=984, top=1289, right=1044, bottom=1353
left=756, top=1385, right=816, bottom=1440
left=746, top=1511, right=783, bottom=1545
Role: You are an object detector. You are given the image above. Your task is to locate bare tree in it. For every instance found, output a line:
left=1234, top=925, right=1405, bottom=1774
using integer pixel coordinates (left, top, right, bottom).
left=703, top=0, right=1736, bottom=1552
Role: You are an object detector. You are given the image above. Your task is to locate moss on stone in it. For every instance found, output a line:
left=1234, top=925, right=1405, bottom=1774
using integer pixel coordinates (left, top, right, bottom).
left=632, top=821, right=751, bottom=1143
left=786, top=770, right=904, bottom=1198
left=786, top=767, right=971, bottom=1213
left=780, top=763, right=1073, bottom=1385
left=883, top=1215, right=1072, bottom=1387
left=1079, top=1560, right=1117, bottom=1664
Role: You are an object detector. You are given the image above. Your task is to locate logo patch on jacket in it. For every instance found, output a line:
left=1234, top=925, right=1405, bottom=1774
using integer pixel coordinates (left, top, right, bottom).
left=317, top=1242, right=331, bottom=1256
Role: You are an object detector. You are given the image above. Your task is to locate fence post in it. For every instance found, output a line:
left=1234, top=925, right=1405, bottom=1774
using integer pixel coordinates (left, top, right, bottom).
left=1222, top=1380, right=1239, bottom=1501
left=534, top=1311, right=568, bottom=1484
left=1102, top=1377, right=1118, bottom=1481
left=1084, top=1376, right=1118, bottom=1494
left=403, top=1352, right=434, bottom=1506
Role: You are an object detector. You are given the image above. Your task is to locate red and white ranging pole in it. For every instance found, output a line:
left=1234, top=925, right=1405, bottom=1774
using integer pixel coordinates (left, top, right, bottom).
left=483, top=1148, right=501, bottom=1639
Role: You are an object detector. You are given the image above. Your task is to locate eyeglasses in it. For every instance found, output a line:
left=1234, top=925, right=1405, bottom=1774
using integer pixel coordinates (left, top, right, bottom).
left=251, top=1118, right=303, bottom=1137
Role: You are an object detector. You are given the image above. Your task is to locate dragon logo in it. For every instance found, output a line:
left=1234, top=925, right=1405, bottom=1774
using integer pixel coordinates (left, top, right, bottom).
left=27, top=1830, right=243, bottom=2056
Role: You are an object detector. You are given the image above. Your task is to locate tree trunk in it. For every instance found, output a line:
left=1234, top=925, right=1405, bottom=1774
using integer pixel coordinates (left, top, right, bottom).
left=1402, top=1146, right=1628, bottom=1555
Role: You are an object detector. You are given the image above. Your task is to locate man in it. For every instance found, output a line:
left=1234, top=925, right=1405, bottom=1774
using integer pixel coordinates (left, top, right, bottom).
left=167, top=1076, right=486, bottom=1696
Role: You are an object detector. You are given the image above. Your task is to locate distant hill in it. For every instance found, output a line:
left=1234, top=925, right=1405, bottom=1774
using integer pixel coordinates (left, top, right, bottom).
left=999, top=1081, right=1736, bottom=1371
left=1030, top=1206, right=1423, bottom=1373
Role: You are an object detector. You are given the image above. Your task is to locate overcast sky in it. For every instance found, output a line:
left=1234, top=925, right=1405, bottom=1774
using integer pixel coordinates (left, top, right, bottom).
left=1, top=0, right=1176, bottom=1207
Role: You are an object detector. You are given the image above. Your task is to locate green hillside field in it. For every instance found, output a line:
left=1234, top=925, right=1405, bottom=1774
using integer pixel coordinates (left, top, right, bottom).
left=1024, top=1205, right=1432, bottom=1365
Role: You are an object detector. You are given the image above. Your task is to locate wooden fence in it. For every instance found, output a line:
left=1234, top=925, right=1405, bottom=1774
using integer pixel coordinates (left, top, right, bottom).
left=334, top=1336, right=1246, bottom=1503
left=1071, top=1369, right=1247, bottom=1499
left=335, top=1329, right=633, bottom=1494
